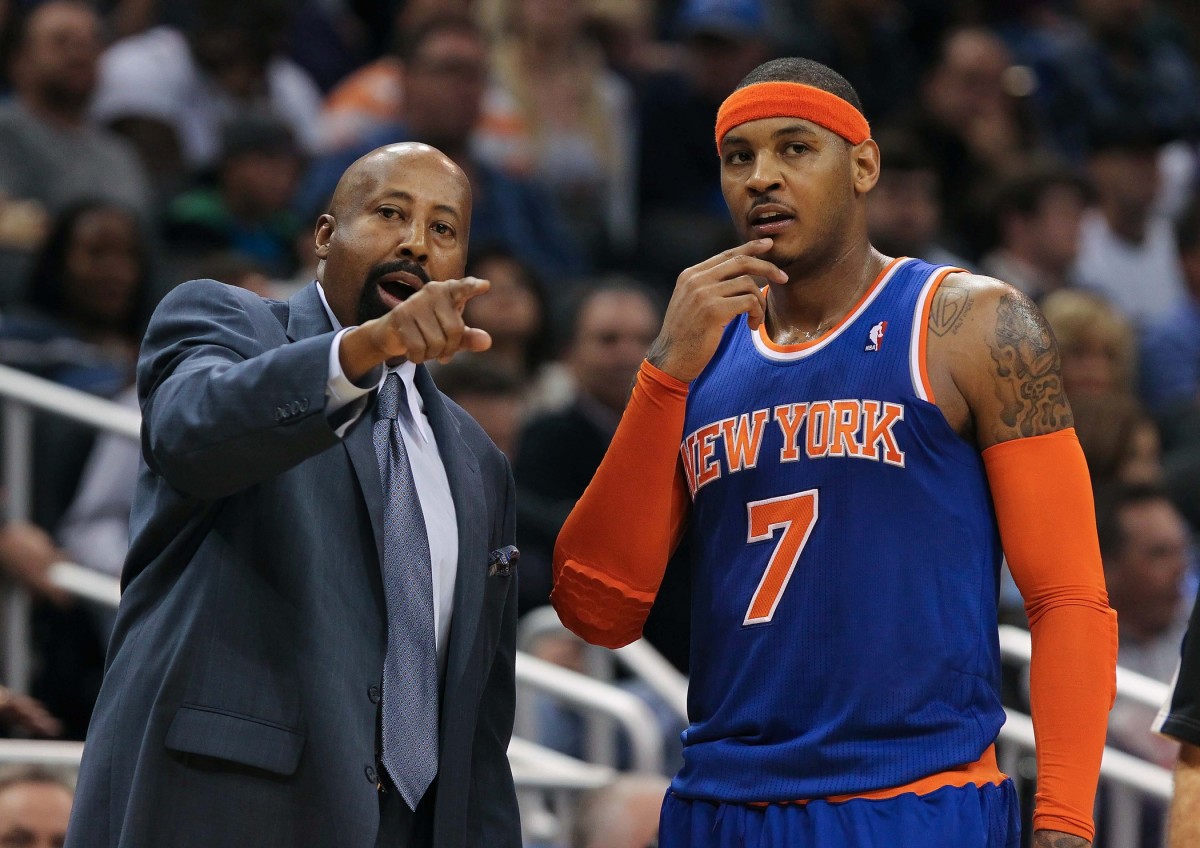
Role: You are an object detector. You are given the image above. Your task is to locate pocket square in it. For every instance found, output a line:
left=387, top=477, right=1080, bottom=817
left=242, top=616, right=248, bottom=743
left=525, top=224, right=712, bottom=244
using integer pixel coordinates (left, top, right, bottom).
left=488, top=545, right=519, bottom=577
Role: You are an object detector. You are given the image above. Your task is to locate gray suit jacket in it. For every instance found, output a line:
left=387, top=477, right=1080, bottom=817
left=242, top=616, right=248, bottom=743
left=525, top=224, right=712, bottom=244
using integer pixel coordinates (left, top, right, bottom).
left=64, top=280, right=520, bottom=848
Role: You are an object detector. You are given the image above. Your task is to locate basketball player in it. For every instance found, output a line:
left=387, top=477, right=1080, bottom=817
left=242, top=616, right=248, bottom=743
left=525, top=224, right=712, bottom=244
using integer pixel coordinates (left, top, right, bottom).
left=551, top=59, right=1116, bottom=848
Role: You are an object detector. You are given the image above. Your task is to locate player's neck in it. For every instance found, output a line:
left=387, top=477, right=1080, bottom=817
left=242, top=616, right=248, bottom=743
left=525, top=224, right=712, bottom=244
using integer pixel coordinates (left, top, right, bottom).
left=765, top=244, right=890, bottom=345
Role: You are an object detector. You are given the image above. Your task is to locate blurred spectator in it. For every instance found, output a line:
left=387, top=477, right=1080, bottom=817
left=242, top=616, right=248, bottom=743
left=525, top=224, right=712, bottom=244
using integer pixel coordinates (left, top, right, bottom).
left=431, top=357, right=525, bottom=460
left=89, top=0, right=321, bottom=187
left=571, top=773, right=670, bottom=848
left=1097, top=484, right=1193, bottom=769
left=1040, top=288, right=1136, bottom=399
left=634, top=0, right=769, bottom=291
left=0, top=765, right=72, bottom=847
left=1025, top=0, right=1200, bottom=160
left=1140, top=195, right=1200, bottom=426
left=979, top=159, right=1091, bottom=301
left=462, top=246, right=553, bottom=387
left=1072, top=126, right=1187, bottom=326
left=0, top=201, right=148, bottom=399
left=296, top=17, right=587, bottom=287
left=1072, top=393, right=1163, bottom=487
left=164, top=116, right=305, bottom=279
left=482, top=0, right=638, bottom=264
left=866, top=129, right=970, bottom=269
left=282, top=1, right=375, bottom=95
left=896, top=26, right=1042, bottom=257
left=513, top=280, right=659, bottom=613
left=317, top=0, right=477, bottom=151
left=579, top=0, right=671, bottom=80
left=787, top=0, right=920, bottom=124
left=0, top=0, right=150, bottom=303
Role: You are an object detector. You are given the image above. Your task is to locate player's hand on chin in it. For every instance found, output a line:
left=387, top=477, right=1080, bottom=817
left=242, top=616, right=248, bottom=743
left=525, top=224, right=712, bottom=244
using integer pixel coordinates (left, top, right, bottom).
left=1031, top=830, right=1090, bottom=847
left=367, top=276, right=493, bottom=365
left=646, top=238, right=785, bottom=383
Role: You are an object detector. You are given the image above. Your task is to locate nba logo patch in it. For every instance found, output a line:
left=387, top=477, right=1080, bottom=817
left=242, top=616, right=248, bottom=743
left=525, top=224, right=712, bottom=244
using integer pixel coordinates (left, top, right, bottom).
left=865, top=320, right=887, bottom=352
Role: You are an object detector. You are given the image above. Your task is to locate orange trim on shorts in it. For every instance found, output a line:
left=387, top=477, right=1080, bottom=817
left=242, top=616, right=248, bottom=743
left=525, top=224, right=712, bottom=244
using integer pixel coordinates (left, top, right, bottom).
left=754, top=256, right=904, bottom=354
left=747, top=744, right=1006, bottom=808
left=716, top=82, right=871, bottom=152
left=914, top=267, right=962, bottom=404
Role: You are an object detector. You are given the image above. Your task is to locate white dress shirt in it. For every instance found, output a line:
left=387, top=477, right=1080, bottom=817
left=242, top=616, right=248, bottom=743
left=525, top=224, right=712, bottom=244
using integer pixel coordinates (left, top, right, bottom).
left=317, top=284, right=459, bottom=665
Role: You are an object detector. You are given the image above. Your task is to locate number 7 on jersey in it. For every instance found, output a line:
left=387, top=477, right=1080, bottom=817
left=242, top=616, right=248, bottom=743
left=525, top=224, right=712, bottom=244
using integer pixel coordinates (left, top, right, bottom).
left=744, top=490, right=819, bottom=625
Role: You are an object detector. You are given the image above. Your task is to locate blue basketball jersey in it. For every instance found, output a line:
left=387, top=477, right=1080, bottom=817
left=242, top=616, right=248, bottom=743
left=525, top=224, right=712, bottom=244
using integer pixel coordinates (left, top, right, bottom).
left=674, top=257, right=1005, bottom=803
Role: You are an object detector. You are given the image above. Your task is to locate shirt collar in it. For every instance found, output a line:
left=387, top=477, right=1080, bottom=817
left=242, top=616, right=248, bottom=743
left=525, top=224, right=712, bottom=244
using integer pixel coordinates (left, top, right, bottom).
left=315, top=281, right=341, bottom=331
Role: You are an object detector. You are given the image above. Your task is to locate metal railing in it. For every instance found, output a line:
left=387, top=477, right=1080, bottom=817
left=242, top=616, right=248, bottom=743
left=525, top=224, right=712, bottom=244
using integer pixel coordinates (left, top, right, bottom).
left=1, top=364, right=141, bottom=694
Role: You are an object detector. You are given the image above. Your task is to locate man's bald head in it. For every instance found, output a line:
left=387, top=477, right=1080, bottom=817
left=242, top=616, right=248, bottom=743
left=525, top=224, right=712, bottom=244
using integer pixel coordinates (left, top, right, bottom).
left=328, top=143, right=471, bottom=223
left=314, top=142, right=474, bottom=328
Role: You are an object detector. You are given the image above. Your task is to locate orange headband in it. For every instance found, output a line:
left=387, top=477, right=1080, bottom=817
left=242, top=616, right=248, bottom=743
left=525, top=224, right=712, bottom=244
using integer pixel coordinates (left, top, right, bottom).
left=715, top=82, right=870, bottom=152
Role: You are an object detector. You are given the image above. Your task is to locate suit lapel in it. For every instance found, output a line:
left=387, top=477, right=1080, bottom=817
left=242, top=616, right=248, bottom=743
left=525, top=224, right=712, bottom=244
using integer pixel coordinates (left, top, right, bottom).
left=415, top=366, right=486, bottom=696
left=285, top=282, right=389, bottom=568
left=343, top=414, right=387, bottom=568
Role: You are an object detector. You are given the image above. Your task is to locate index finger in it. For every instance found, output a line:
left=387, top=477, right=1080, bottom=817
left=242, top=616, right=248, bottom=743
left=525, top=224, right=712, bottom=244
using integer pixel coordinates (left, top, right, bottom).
left=689, top=238, right=775, bottom=274
left=439, top=276, right=490, bottom=307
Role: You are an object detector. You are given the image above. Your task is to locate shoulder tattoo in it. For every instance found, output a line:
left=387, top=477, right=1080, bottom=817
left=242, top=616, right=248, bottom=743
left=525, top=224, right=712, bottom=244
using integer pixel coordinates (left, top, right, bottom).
left=988, top=290, right=1073, bottom=440
left=929, top=280, right=973, bottom=337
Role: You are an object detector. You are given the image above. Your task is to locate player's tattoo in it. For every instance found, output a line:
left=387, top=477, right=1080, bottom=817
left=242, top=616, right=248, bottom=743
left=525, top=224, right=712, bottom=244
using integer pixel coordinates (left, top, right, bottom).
left=929, top=283, right=972, bottom=337
left=988, top=290, right=1073, bottom=440
left=646, top=335, right=672, bottom=370
left=1031, top=832, right=1089, bottom=848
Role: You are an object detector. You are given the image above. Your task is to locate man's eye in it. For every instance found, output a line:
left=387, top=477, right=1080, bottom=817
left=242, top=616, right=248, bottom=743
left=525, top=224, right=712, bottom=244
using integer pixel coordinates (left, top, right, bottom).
left=379, top=207, right=400, bottom=219
left=725, top=151, right=751, bottom=165
left=786, top=142, right=809, bottom=154
left=432, top=222, right=453, bottom=236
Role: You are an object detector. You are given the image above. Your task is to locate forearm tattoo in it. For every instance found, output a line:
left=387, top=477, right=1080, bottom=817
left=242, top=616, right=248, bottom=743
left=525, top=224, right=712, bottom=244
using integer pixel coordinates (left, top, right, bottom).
left=1031, top=832, right=1090, bottom=848
left=988, top=290, right=1073, bottom=440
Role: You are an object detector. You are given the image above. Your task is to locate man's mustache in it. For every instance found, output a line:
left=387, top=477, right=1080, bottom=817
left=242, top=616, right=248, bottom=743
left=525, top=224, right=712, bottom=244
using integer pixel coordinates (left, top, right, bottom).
left=366, top=260, right=432, bottom=289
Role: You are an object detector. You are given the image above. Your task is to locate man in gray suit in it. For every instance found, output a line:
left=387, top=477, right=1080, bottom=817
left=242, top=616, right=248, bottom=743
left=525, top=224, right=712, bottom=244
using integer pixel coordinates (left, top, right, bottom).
left=64, top=143, right=521, bottom=847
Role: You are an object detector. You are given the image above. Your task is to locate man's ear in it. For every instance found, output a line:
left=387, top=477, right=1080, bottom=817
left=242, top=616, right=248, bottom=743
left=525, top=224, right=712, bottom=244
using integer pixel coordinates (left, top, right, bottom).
left=851, top=138, right=881, bottom=195
left=314, top=214, right=334, bottom=259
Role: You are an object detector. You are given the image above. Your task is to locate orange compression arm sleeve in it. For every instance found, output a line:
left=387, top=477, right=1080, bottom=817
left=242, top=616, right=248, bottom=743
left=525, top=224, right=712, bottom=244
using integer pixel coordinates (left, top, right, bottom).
left=550, top=361, right=692, bottom=648
left=982, top=428, right=1118, bottom=842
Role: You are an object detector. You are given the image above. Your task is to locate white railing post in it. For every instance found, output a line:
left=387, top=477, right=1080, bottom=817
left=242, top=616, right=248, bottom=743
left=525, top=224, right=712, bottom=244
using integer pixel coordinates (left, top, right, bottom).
left=2, top=399, right=34, bottom=694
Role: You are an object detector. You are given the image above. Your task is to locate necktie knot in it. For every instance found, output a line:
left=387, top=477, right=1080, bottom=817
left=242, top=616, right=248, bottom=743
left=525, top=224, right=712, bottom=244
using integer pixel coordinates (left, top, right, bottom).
left=376, top=372, right=402, bottom=421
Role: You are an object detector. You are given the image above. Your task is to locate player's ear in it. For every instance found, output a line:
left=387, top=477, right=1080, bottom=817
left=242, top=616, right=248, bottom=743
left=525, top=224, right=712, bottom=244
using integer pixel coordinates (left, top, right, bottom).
left=314, top=214, right=334, bottom=259
left=851, top=138, right=881, bottom=195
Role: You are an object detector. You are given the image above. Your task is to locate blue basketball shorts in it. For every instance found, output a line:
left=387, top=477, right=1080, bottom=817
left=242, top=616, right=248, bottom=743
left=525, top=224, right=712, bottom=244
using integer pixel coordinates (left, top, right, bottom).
left=659, top=780, right=1021, bottom=848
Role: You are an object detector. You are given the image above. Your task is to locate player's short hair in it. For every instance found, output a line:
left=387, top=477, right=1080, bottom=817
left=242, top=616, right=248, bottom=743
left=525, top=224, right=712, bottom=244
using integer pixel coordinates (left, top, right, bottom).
left=735, top=58, right=864, bottom=115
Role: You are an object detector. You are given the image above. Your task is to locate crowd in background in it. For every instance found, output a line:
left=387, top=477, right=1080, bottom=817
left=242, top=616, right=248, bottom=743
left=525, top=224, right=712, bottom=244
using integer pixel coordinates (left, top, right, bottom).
left=0, top=0, right=1198, bottom=844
